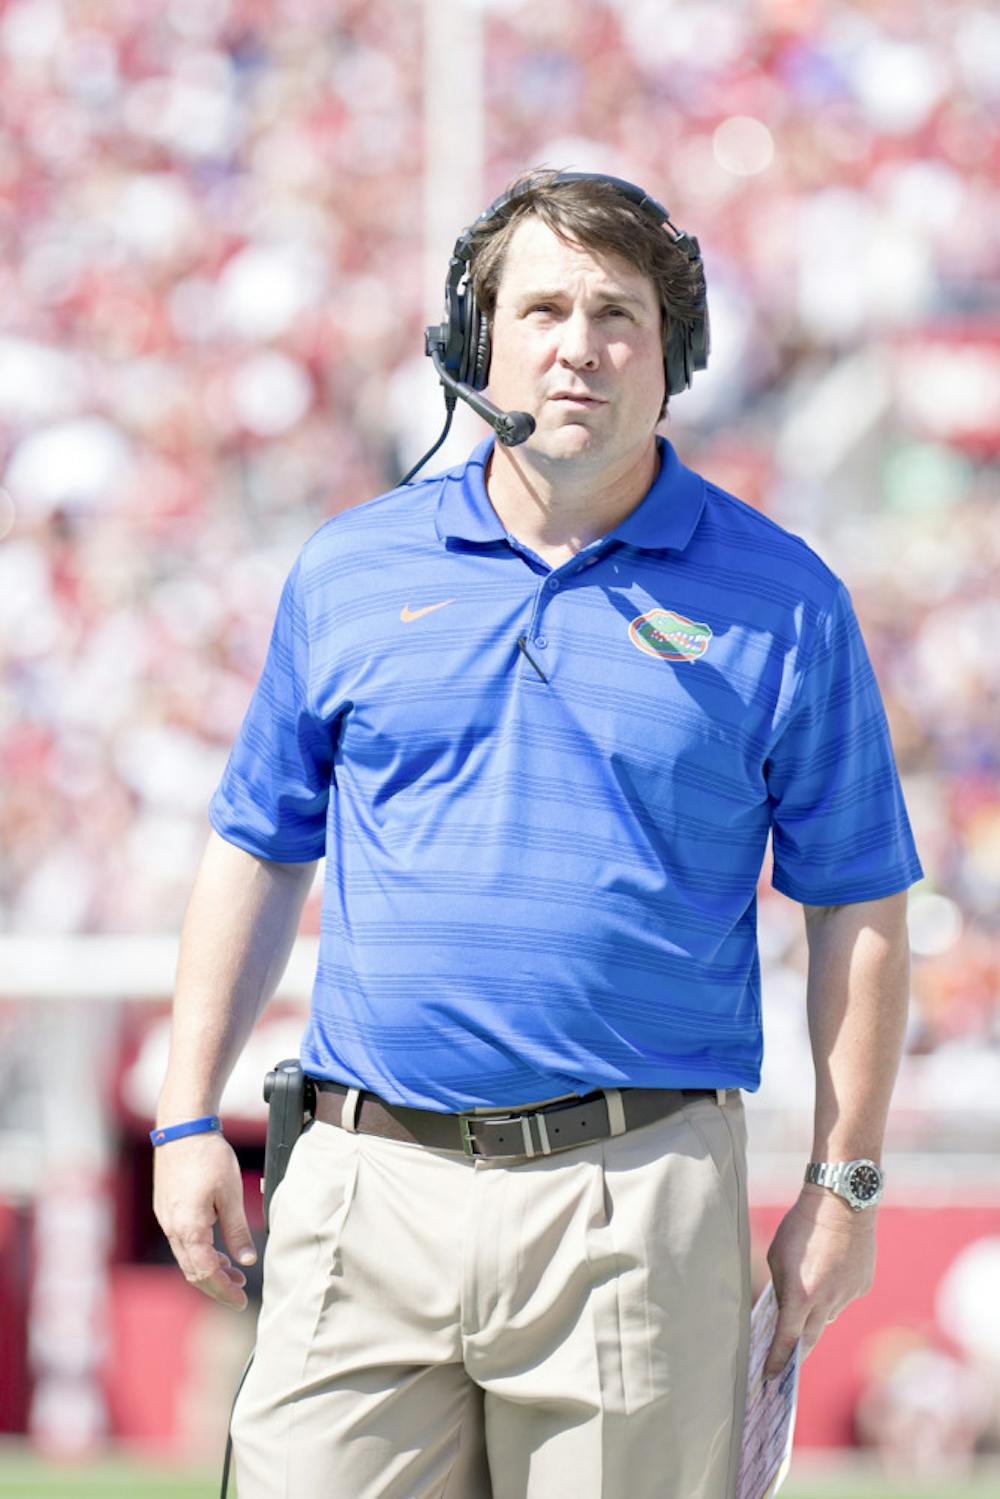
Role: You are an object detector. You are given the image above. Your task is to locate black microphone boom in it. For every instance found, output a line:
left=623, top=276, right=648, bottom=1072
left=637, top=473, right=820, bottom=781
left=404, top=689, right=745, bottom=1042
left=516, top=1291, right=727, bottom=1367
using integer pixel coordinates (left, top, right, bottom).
left=429, top=347, right=535, bottom=448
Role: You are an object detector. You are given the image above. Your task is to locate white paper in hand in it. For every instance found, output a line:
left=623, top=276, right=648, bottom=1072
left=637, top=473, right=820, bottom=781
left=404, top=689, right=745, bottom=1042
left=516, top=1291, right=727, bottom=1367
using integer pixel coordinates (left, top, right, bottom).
left=735, top=1280, right=800, bottom=1499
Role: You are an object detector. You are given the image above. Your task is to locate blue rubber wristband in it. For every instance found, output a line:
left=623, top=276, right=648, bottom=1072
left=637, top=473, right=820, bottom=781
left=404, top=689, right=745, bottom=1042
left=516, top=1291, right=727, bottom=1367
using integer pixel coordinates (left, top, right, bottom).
left=150, top=1115, right=222, bottom=1147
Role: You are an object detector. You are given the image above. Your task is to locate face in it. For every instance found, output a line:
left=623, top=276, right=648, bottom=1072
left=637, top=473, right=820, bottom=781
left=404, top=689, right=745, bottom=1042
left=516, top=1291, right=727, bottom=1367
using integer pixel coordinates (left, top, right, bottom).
left=485, top=215, right=666, bottom=473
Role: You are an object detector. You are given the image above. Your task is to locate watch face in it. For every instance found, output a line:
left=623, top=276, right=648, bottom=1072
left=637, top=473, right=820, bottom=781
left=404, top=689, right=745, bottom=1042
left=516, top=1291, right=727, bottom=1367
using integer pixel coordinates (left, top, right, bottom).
left=848, top=1162, right=883, bottom=1203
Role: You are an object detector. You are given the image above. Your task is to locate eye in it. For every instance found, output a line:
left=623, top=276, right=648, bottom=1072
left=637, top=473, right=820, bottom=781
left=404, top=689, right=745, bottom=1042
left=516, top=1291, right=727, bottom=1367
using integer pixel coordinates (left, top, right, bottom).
left=603, top=306, right=632, bottom=319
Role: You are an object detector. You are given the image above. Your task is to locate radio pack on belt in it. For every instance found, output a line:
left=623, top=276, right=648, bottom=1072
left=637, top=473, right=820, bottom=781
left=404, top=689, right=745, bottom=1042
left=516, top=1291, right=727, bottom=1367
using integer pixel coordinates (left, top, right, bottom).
left=262, top=1058, right=315, bottom=1230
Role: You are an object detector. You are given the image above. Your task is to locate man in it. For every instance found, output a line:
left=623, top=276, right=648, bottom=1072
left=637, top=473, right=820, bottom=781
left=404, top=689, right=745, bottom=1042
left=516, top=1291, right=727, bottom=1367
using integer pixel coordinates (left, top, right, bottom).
left=153, top=171, right=922, bottom=1499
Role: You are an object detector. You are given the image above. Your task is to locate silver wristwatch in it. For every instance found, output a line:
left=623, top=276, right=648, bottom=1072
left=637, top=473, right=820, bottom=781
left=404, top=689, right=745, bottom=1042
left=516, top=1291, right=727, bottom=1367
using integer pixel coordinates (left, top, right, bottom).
left=804, top=1159, right=884, bottom=1211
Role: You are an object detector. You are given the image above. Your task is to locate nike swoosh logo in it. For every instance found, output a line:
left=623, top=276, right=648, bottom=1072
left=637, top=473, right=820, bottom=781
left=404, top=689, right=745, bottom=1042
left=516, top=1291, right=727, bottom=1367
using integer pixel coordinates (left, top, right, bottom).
left=400, top=600, right=456, bottom=622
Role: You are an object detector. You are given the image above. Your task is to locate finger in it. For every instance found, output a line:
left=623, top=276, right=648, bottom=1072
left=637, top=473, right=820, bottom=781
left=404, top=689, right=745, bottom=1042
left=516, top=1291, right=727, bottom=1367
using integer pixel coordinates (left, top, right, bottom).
left=799, top=1305, right=836, bottom=1361
left=213, top=1252, right=252, bottom=1303
left=763, top=1310, right=806, bottom=1380
left=169, top=1235, right=249, bottom=1311
left=186, top=1256, right=249, bottom=1311
left=216, top=1174, right=258, bottom=1269
left=763, top=1335, right=796, bottom=1381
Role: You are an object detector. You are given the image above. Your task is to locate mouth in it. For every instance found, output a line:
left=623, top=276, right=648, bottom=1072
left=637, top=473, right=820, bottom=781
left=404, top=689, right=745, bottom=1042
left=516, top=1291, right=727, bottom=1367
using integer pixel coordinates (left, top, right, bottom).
left=548, top=393, right=607, bottom=409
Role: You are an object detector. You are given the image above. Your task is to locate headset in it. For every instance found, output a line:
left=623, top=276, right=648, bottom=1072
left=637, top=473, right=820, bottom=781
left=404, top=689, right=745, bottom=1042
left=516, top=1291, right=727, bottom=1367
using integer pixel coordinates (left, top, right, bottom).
left=401, top=171, right=710, bottom=484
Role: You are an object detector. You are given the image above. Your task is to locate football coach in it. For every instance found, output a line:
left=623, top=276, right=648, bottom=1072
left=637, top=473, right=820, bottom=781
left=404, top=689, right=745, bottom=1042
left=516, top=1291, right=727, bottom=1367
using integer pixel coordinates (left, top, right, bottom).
left=153, top=169, right=922, bottom=1499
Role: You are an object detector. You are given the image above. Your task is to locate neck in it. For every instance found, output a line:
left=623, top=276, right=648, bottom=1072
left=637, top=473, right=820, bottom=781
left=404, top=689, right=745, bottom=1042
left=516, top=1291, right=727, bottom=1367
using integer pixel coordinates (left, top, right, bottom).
left=485, top=439, right=659, bottom=554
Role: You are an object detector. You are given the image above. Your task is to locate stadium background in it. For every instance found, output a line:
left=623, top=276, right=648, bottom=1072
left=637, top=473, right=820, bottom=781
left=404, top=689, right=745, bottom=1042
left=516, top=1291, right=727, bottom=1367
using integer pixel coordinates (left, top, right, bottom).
left=0, top=0, right=998, bottom=1493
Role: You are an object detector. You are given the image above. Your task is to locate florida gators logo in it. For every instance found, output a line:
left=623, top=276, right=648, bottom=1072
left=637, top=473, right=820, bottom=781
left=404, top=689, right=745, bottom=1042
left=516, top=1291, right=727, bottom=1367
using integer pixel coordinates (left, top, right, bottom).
left=629, top=609, right=712, bottom=662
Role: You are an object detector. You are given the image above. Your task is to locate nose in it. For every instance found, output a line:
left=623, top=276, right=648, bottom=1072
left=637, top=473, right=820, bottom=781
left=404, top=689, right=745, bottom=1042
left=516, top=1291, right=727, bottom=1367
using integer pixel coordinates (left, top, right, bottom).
left=556, top=309, right=600, bottom=371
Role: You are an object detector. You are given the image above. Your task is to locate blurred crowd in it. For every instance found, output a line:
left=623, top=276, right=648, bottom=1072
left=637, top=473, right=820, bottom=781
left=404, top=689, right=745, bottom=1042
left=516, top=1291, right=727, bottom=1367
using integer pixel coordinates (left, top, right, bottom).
left=0, top=0, right=998, bottom=1080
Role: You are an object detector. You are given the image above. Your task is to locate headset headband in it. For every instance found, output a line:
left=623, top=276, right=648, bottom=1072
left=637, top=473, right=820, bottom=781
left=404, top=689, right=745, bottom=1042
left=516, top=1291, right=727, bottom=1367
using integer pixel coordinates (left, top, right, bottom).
left=429, top=170, right=710, bottom=401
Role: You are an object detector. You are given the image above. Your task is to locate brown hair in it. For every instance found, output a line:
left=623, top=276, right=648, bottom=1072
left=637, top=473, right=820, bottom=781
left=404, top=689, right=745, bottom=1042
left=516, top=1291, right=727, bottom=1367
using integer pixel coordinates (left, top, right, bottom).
left=466, top=168, right=704, bottom=414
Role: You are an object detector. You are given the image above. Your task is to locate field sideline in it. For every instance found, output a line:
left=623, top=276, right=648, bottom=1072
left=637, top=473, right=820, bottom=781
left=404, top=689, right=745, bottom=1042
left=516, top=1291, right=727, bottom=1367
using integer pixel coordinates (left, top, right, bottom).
left=1, top=1447, right=999, bottom=1499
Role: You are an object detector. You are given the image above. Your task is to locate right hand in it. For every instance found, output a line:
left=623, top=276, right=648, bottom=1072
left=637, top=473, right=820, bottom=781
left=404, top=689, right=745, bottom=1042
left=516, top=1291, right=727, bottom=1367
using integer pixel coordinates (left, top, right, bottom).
left=153, top=1130, right=257, bottom=1311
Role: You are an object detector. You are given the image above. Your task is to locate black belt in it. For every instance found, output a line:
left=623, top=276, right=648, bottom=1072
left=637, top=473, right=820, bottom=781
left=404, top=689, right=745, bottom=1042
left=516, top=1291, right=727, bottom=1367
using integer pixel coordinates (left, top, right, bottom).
left=310, top=1080, right=720, bottom=1162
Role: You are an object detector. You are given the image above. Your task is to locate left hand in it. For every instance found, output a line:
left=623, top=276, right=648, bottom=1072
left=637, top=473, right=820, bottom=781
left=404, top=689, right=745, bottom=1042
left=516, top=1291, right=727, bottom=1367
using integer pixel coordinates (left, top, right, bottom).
left=763, top=1183, right=877, bottom=1380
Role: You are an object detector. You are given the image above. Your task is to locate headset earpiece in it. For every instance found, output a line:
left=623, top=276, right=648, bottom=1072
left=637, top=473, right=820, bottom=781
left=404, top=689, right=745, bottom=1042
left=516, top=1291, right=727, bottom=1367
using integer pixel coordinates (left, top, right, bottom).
left=471, top=305, right=491, bottom=391
left=457, top=289, right=482, bottom=389
left=440, top=264, right=470, bottom=385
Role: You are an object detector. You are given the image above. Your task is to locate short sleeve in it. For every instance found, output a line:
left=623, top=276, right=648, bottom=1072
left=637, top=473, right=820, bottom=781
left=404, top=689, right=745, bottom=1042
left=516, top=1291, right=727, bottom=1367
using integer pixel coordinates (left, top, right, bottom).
left=766, top=580, right=923, bottom=904
left=209, top=553, right=333, bottom=862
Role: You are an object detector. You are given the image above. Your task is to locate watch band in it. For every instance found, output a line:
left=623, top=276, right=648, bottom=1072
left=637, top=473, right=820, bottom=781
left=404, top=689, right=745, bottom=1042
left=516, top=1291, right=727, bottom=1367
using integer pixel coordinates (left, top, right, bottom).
left=805, top=1158, right=884, bottom=1210
left=805, top=1163, right=841, bottom=1190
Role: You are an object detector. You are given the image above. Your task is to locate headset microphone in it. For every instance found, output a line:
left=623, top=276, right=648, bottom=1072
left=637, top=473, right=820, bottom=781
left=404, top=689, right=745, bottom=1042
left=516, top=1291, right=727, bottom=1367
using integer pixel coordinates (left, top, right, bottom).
left=428, top=345, right=535, bottom=448
left=398, top=340, right=535, bottom=486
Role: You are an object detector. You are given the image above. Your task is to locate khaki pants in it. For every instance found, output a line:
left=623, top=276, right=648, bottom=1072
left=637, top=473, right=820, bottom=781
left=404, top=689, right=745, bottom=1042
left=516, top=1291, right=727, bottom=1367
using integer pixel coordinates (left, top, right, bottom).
left=232, top=1091, right=751, bottom=1499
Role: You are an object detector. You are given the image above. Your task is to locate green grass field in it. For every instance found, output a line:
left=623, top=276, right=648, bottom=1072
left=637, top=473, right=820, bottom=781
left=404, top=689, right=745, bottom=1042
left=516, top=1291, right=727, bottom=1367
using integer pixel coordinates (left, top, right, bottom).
left=0, top=1448, right=997, bottom=1498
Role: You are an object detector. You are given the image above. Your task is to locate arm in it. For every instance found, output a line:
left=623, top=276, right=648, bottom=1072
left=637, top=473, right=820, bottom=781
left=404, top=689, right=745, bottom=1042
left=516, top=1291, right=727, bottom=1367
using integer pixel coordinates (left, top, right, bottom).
left=763, top=890, right=910, bottom=1377
left=153, top=829, right=317, bottom=1310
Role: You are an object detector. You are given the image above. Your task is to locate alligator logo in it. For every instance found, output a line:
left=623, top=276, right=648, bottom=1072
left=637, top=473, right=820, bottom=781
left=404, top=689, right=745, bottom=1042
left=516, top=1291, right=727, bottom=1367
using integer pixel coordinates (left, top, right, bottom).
left=628, top=609, right=712, bottom=662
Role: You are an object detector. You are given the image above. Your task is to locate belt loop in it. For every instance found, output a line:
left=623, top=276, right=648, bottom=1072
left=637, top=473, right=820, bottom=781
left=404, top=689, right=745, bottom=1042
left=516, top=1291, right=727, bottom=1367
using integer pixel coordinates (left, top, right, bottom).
left=604, top=1088, right=627, bottom=1137
left=716, top=1088, right=728, bottom=1106
left=341, top=1087, right=362, bottom=1132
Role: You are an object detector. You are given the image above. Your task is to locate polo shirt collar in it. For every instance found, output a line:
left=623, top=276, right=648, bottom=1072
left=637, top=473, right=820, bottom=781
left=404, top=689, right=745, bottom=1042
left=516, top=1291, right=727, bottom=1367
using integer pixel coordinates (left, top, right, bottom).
left=435, top=438, right=505, bottom=545
left=434, top=435, right=706, bottom=554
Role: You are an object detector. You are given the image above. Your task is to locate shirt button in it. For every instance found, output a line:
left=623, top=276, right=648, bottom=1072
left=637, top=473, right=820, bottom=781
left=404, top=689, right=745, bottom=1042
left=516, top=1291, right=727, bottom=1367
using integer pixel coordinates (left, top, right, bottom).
left=547, top=576, right=560, bottom=590
left=535, top=636, right=548, bottom=649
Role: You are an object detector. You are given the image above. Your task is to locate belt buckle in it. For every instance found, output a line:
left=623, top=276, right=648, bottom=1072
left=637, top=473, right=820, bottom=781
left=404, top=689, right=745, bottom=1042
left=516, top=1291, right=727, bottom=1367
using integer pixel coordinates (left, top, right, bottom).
left=458, top=1115, right=481, bottom=1157
left=459, top=1110, right=536, bottom=1160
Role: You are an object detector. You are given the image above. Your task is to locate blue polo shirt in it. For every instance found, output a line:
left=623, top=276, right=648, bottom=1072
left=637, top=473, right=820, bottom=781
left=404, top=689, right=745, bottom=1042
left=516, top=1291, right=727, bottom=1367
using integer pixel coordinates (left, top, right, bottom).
left=209, top=435, right=922, bottom=1110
